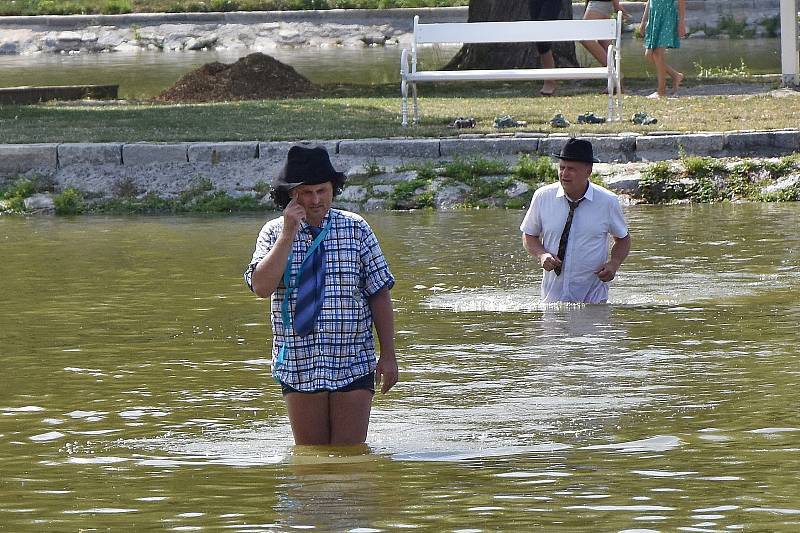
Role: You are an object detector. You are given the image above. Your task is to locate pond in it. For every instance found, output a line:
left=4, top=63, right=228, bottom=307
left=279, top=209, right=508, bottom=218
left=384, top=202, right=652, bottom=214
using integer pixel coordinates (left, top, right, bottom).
left=1, top=204, right=799, bottom=531
left=0, top=37, right=781, bottom=99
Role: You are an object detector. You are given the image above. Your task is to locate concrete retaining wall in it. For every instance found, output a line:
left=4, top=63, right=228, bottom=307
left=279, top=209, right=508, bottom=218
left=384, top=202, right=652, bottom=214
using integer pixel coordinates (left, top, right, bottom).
left=2, top=131, right=799, bottom=198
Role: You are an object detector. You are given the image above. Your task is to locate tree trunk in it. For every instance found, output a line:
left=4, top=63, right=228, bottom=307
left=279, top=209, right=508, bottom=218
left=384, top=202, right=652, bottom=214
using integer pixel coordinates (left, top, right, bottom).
left=442, top=0, right=577, bottom=70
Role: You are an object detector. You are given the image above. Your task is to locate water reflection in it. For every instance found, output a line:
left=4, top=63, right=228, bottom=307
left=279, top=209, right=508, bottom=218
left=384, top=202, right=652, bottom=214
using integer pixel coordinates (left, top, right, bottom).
left=0, top=38, right=781, bottom=98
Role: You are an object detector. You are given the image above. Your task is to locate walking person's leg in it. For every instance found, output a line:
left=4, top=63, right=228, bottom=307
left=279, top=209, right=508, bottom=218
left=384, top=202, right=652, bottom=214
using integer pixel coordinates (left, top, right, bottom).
left=662, top=55, right=683, bottom=94
left=580, top=2, right=610, bottom=66
left=530, top=0, right=562, bottom=96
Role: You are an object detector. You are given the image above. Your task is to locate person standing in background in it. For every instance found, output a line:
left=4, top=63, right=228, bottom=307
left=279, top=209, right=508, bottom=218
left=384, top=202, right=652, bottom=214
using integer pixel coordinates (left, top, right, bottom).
left=580, top=0, right=627, bottom=73
left=639, top=0, right=686, bottom=97
left=528, top=0, right=563, bottom=96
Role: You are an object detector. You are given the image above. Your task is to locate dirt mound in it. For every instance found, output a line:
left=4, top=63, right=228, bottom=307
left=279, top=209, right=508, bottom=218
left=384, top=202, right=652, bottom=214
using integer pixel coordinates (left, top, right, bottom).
left=156, top=53, right=318, bottom=103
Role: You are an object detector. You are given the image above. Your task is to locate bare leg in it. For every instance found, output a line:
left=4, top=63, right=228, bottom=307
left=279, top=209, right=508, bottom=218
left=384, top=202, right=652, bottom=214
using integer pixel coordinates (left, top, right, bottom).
left=285, top=392, right=331, bottom=445
left=539, top=50, right=557, bottom=96
left=580, top=39, right=608, bottom=66
left=663, top=55, right=684, bottom=95
left=580, top=9, right=610, bottom=66
left=648, top=48, right=668, bottom=97
left=329, top=389, right=373, bottom=445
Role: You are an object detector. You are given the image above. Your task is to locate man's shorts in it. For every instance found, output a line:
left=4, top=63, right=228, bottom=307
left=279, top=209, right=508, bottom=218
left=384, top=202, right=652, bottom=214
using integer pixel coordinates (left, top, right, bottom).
left=528, top=0, right=563, bottom=54
left=586, top=0, right=614, bottom=18
left=279, top=372, right=376, bottom=396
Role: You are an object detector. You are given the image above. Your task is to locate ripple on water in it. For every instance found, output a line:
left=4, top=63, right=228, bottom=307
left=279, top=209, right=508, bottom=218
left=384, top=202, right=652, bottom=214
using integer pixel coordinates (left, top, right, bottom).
left=582, top=436, right=683, bottom=453
left=424, top=269, right=795, bottom=312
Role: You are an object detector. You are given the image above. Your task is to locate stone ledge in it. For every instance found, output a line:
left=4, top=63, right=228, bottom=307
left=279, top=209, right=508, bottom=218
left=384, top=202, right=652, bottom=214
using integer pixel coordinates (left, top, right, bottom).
left=1, top=130, right=799, bottom=180
left=0, top=144, right=58, bottom=174
left=258, top=140, right=339, bottom=161
left=187, top=142, right=258, bottom=163
left=723, top=130, right=800, bottom=157
left=339, top=138, right=440, bottom=158
left=636, top=133, right=726, bottom=161
left=122, top=143, right=188, bottom=165
left=440, top=137, right=539, bottom=157
left=58, top=143, right=122, bottom=166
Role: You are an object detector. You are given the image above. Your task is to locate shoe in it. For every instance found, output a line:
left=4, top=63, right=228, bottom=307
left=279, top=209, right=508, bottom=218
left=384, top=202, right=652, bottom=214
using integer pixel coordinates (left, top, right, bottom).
left=549, top=113, right=570, bottom=128
left=631, top=112, right=657, bottom=125
left=577, top=112, right=606, bottom=124
left=448, top=117, right=476, bottom=129
left=493, top=115, right=527, bottom=128
left=540, top=89, right=555, bottom=97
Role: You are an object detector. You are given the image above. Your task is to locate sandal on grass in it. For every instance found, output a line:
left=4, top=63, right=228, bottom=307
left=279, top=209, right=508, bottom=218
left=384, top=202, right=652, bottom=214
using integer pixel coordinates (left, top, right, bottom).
left=493, top=115, right=527, bottom=129
left=577, top=112, right=606, bottom=124
left=631, top=112, right=657, bottom=125
left=549, top=113, right=570, bottom=128
left=448, top=117, right=477, bottom=129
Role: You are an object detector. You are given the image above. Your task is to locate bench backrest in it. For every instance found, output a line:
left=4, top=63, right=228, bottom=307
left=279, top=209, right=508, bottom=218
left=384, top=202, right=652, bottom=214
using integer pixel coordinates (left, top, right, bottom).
left=413, top=14, right=619, bottom=47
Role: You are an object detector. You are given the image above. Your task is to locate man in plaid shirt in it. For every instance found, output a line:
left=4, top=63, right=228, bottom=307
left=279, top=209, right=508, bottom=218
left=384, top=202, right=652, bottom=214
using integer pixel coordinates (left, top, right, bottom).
left=245, top=145, right=398, bottom=445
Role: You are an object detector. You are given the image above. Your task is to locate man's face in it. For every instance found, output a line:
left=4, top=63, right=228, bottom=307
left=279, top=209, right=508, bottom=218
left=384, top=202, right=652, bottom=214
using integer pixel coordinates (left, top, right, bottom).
left=558, top=159, right=592, bottom=198
left=292, top=181, right=333, bottom=220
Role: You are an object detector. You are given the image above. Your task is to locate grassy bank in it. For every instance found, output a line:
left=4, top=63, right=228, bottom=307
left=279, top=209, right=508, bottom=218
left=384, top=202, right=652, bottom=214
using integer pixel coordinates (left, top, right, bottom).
left=0, top=0, right=466, bottom=16
left=1, top=80, right=797, bottom=144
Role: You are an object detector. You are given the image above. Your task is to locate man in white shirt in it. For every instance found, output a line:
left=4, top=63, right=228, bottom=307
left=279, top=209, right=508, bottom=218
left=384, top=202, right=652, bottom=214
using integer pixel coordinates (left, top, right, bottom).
left=520, top=138, right=631, bottom=303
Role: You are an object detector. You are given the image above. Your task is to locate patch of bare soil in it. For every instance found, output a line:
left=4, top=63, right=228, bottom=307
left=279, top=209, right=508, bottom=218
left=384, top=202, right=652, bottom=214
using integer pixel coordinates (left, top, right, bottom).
left=155, top=52, right=318, bottom=103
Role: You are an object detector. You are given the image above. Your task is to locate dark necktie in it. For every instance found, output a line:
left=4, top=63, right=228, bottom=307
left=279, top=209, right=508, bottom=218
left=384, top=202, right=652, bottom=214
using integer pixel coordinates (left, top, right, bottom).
left=554, top=197, right=583, bottom=276
left=294, top=226, right=326, bottom=337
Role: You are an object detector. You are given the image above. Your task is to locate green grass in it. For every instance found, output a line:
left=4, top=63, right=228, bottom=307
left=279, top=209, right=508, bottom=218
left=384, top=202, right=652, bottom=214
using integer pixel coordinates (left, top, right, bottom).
left=0, top=0, right=467, bottom=16
left=638, top=154, right=800, bottom=204
left=1, top=79, right=795, bottom=144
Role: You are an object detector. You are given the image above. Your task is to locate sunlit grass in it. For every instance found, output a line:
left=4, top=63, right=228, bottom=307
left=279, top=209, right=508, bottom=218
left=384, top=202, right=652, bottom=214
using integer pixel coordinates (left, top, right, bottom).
left=1, top=80, right=797, bottom=144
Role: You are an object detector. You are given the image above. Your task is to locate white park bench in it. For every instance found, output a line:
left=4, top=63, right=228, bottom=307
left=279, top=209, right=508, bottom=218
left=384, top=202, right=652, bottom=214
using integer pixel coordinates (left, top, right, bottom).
left=400, top=12, right=623, bottom=127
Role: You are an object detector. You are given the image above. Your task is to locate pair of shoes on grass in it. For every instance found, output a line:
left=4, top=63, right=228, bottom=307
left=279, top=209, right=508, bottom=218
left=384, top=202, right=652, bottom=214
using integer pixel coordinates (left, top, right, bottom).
left=576, top=112, right=606, bottom=124
left=631, top=111, right=658, bottom=125
left=494, top=115, right=527, bottom=129
left=448, top=117, right=476, bottom=129
left=549, top=113, right=570, bottom=128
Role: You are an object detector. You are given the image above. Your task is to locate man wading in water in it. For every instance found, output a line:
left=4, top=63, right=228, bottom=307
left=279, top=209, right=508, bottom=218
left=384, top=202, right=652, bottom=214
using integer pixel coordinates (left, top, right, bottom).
left=244, top=145, right=398, bottom=445
left=520, top=138, right=631, bottom=303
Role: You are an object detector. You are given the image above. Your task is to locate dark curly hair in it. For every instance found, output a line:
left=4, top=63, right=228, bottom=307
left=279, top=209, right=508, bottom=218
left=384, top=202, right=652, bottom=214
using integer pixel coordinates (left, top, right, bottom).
left=270, top=174, right=347, bottom=210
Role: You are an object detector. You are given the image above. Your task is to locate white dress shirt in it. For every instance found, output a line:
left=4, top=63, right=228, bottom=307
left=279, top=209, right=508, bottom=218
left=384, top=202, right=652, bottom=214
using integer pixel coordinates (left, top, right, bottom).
left=520, top=182, right=628, bottom=303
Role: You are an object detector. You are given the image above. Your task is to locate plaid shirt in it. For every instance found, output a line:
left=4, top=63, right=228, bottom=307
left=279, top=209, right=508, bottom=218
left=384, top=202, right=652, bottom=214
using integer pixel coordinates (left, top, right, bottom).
left=244, top=209, right=395, bottom=391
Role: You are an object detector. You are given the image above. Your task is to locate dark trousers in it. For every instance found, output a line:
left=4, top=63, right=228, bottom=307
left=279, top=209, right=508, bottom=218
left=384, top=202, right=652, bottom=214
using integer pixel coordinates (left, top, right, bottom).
left=528, top=0, right=563, bottom=54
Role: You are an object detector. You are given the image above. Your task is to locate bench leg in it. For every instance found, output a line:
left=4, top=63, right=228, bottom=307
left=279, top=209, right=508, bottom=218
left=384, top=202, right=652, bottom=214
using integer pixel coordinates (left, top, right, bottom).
left=401, top=80, right=409, bottom=127
left=412, top=83, right=419, bottom=126
left=607, top=76, right=614, bottom=123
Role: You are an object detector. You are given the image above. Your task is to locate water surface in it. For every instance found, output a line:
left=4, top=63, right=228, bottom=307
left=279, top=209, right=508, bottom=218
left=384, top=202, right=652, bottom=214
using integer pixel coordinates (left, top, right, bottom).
left=1, top=204, right=799, bottom=531
left=0, top=38, right=781, bottom=98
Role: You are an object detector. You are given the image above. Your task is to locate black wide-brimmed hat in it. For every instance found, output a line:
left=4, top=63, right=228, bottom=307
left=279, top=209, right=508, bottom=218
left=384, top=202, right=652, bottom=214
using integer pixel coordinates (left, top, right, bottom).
left=270, top=145, right=346, bottom=208
left=552, top=138, right=599, bottom=163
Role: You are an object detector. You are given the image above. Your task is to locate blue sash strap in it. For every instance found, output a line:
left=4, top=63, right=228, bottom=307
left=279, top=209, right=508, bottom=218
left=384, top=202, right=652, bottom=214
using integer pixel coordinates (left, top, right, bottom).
left=275, top=217, right=333, bottom=369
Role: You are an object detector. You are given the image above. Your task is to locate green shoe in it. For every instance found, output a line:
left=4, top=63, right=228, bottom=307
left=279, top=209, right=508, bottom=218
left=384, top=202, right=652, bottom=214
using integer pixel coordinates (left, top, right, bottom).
left=631, top=112, right=657, bottom=125
left=549, top=113, right=570, bottom=128
left=448, top=117, right=476, bottom=129
left=577, top=112, right=606, bottom=124
left=493, top=115, right=527, bottom=128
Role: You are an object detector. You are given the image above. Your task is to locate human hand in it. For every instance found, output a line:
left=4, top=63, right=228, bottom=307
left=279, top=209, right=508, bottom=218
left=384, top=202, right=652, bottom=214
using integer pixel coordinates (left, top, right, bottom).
left=375, top=352, right=398, bottom=394
left=594, top=261, right=619, bottom=282
left=638, top=21, right=646, bottom=38
left=539, top=252, right=562, bottom=272
left=281, top=198, right=306, bottom=234
left=678, top=20, right=687, bottom=38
